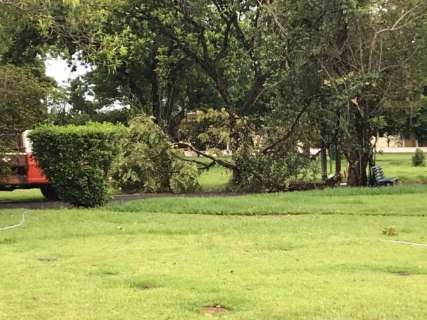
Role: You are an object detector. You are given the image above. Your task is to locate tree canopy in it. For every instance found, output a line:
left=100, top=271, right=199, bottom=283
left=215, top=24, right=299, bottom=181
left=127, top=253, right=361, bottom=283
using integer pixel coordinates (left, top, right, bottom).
left=1, top=0, right=427, bottom=187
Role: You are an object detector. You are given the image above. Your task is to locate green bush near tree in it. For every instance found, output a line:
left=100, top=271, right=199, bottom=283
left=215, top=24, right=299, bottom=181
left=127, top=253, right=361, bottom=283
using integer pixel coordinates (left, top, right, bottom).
left=412, top=148, right=426, bottom=167
left=29, top=123, right=124, bottom=207
left=112, top=116, right=200, bottom=194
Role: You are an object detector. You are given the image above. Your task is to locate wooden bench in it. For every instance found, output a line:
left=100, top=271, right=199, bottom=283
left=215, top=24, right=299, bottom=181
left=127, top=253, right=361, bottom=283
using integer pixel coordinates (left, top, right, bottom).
left=371, top=165, right=399, bottom=186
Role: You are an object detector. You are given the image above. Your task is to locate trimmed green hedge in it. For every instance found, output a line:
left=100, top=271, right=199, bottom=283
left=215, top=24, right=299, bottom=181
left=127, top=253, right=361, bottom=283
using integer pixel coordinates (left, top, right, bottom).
left=29, top=123, right=124, bottom=207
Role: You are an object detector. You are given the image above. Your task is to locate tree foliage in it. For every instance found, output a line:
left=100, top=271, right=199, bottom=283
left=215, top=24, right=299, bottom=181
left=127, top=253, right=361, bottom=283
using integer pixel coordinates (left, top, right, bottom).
left=112, top=116, right=200, bottom=194
left=0, top=0, right=56, bottom=152
left=179, top=108, right=230, bottom=151
left=0, top=65, right=49, bottom=150
left=2, top=0, right=427, bottom=190
left=412, top=148, right=425, bottom=167
left=30, top=123, right=124, bottom=207
left=266, top=0, right=427, bottom=185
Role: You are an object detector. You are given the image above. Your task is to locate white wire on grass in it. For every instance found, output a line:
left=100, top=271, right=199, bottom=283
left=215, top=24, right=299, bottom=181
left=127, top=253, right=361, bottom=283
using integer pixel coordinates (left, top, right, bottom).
left=389, top=240, right=427, bottom=248
left=0, top=211, right=27, bottom=231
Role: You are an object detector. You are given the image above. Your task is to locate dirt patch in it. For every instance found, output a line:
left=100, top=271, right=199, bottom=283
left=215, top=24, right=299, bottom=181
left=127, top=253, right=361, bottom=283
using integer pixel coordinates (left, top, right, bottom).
left=394, top=271, right=410, bottom=276
left=38, top=256, right=57, bottom=262
left=102, top=270, right=120, bottom=276
left=131, top=281, right=156, bottom=291
left=201, top=305, right=230, bottom=315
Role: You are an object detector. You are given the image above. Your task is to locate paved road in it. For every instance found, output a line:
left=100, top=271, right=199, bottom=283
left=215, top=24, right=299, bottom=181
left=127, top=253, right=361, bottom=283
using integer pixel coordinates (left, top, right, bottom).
left=0, top=192, right=246, bottom=210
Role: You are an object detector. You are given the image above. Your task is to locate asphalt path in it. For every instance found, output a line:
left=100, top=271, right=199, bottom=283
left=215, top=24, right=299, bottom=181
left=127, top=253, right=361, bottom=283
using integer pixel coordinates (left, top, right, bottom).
left=0, top=192, right=246, bottom=210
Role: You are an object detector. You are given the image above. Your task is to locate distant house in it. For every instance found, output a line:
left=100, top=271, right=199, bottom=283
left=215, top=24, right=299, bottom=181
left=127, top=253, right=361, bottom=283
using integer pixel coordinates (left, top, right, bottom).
left=376, top=135, right=427, bottom=153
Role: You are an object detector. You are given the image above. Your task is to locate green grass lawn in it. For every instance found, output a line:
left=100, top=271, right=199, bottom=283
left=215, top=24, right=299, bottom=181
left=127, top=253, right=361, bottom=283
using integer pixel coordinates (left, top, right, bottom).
left=376, top=153, right=427, bottom=184
left=110, top=184, right=427, bottom=216
left=0, top=189, right=44, bottom=202
left=198, top=164, right=233, bottom=192
left=1, top=185, right=427, bottom=319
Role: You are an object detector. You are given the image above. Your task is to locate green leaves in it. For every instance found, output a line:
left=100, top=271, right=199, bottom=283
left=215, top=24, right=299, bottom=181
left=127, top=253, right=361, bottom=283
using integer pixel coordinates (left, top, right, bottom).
left=112, top=116, right=200, bottom=194
left=29, top=123, right=124, bottom=207
left=180, top=108, right=230, bottom=150
left=0, top=65, right=48, bottom=136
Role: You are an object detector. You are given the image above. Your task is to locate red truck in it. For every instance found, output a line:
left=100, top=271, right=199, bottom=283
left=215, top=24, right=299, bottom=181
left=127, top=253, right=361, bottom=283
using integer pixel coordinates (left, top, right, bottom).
left=0, top=131, right=57, bottom=200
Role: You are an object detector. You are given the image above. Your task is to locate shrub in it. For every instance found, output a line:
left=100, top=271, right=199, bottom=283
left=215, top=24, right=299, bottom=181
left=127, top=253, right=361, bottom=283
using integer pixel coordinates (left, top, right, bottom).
left=29, top=123, right=124, bottom=207
left=112, top=116, right=200, bottom=193
left=412, top=148, right=425, bottom=167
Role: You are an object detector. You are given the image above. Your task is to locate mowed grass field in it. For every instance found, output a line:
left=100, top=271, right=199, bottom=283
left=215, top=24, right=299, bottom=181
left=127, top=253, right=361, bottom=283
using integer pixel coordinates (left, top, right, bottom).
left=375, top=153, right=427, bottom=184
left=0, top=152, right=426, bottom=319
left=1, top=185, right=427, bottom=319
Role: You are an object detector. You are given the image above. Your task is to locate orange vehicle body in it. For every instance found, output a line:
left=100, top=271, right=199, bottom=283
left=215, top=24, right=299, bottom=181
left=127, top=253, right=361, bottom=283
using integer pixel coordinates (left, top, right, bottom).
left=26, top=154, right=49, bottom=185
left=0, top=132, right=54, bottom=199
left=0, top=153, right=49, bottom=189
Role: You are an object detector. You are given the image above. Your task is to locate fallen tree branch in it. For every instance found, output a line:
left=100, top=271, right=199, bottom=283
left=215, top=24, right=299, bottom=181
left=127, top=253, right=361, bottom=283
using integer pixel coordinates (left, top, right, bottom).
left=174, top=141, right=269, bottom=187
left=170, top=152, right=217, bottom=171
left=174, top=142, right=237, bottom=170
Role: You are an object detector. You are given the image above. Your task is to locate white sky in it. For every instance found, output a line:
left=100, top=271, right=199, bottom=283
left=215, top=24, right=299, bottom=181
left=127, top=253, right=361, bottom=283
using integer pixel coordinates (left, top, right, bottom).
left=45, top=55, right=90, bottom=86
left=45, top=56, right=127, bottom=111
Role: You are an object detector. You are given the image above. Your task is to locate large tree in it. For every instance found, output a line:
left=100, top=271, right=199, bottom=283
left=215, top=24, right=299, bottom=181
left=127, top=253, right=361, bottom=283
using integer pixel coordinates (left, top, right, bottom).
left=317, top=0, right=427, bottom=185
left=42, top=1, right=315, bottom=190
left=267, top=0, right=427, bottom=185
left=0, top=65, right=48, bottom=148
left=0, top=0, right=55, bottom=151
left=37, top=0, right=223, bottom=137
left=21, top=0, right=427, bottom=189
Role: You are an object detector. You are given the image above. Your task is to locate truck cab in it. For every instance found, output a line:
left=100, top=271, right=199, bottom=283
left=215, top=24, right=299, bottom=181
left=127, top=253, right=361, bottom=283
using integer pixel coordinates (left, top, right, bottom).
left=0, top=131, right=57, bottom=200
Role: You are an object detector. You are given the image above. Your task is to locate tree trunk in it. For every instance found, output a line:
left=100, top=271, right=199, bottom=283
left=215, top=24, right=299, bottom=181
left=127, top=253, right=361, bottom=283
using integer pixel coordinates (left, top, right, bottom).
left=347, top=151, right=369, bottom=186
left=344, top=102, right=375, bottom=187
left=335, top=145, right=342, bottom=179
left=321, top=147, right=328, bottom=181
left=151, top=75, right=161, bottom=122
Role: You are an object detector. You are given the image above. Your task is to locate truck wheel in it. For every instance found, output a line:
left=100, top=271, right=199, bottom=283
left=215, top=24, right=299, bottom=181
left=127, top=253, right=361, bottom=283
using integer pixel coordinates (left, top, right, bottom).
left=40, top=185, right=59, bottom=201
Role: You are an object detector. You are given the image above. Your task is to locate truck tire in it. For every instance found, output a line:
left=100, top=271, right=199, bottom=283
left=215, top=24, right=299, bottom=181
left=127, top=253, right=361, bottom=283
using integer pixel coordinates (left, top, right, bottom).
left=40, top=185, right=59, bottom=201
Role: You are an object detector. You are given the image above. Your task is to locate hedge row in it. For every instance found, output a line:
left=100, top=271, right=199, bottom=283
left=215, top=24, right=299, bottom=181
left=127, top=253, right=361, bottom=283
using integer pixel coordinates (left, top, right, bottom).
left=30, top=123, right=124, bottom=207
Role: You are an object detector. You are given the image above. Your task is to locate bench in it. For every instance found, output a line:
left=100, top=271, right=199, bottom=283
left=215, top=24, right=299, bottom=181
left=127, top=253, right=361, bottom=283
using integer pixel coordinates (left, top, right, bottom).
left=371, top=165, right=399, bottom=186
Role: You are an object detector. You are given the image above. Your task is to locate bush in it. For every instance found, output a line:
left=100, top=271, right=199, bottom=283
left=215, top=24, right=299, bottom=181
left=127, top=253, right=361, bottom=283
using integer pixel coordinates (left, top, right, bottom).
left=112, top=116, right=200, bottom=193
left=412, top=148, right=426, bottom=167
left=29, top=123, right=124, bottom=207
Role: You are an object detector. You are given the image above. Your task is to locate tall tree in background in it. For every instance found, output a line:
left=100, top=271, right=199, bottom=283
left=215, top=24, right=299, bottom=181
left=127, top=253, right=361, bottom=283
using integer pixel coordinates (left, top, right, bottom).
left=43, top=1, right=315, bottom=190
left=0, top=0, right=54, bottom=151
left=0, top=65, right=49, bottom=149
left=268, top=0, right=427, bottom=185
left=320, top=0, right=427, bottom=186
left=4, top=0, right=426, bottom=189
left=41, top=0, right=224, bottom=137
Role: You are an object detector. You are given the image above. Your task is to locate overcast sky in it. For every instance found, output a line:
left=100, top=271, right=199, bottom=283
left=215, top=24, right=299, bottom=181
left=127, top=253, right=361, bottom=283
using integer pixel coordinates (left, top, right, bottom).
left=45, top=56, right=89, bottom=86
